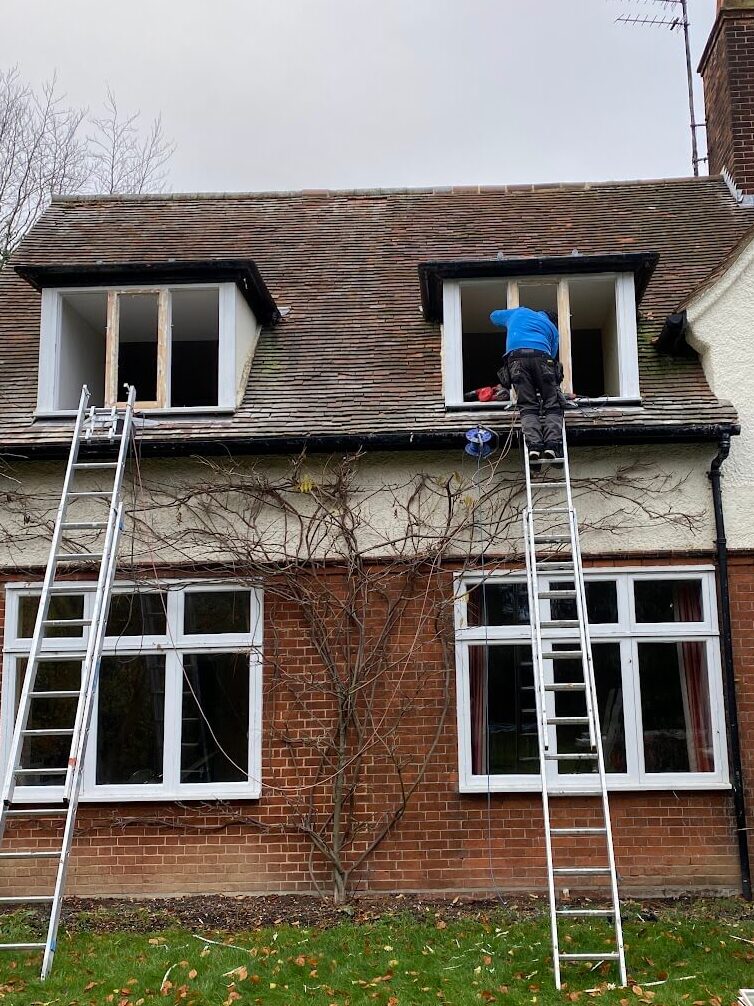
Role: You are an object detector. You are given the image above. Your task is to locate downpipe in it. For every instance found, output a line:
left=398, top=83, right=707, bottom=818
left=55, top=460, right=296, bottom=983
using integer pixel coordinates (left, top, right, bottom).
left=709, top=434, right=752, bottom=900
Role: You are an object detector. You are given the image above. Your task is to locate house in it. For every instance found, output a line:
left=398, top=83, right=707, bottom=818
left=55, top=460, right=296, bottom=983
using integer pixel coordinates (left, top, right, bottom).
left=2, top=0, right=754, bottom=902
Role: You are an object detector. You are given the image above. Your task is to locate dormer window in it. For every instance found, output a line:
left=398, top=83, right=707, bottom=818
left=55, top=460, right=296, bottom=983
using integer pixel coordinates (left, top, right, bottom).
left=419, top=253, right=658, bottom=407
left=17, top=260, right=280, bottom=415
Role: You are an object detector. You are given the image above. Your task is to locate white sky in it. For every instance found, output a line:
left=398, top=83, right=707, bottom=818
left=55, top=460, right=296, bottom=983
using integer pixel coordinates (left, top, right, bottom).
left=1, top=0, right=718, bottom=192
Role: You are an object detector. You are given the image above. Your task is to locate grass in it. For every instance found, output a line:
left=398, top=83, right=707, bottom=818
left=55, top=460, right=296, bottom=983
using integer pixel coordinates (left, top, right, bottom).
left=0, top=902, right=752, bottom=1005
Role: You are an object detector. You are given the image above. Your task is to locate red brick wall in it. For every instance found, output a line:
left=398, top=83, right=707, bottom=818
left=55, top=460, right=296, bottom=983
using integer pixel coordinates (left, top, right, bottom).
left=700, top=4, right=754, bottom=191
left=0, top=557, right=747, bottom=900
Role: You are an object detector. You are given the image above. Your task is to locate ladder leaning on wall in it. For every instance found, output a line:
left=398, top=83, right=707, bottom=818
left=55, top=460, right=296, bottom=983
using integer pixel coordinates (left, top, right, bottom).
left=0, top=384, right=135, bottom=980
left=521, top=423, right=627, bottom=989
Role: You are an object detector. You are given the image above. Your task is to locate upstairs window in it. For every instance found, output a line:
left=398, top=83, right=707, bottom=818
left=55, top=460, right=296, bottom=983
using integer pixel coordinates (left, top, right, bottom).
left=38, top=282, right=259, bottom=413
left=442, top=272, right=641, bottom=405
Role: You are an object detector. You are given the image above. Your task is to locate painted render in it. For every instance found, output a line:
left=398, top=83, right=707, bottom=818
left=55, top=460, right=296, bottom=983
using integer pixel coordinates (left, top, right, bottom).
left=685, top=231, right=754, bottom=548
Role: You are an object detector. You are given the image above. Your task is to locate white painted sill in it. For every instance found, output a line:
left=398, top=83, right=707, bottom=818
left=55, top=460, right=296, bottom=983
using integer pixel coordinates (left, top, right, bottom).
left=459, top=778, right=732, bottom=795
left=34, top=407, right=236, bottom=421
left=11, top=784, right=261, bottom=804
left=446, top=397, right=643, bottom=411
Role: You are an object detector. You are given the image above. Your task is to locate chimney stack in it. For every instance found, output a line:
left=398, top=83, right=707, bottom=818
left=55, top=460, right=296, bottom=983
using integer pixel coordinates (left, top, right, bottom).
left=699, top=0, right=754, bottom=194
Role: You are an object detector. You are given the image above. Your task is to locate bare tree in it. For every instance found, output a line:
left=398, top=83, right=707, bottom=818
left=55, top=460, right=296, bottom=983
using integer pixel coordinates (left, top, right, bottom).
left=0, top=68, right=175, bottom=267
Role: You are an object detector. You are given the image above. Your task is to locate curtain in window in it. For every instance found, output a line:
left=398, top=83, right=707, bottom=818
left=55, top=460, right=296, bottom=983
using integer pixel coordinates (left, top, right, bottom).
left=469, top=647, right=488, bottom=775
left=675, top=582, right=713, bottom=772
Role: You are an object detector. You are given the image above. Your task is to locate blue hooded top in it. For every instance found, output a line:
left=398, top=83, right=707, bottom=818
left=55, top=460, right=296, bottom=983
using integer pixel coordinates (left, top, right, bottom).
left=489, top=306, right=559, bottom=357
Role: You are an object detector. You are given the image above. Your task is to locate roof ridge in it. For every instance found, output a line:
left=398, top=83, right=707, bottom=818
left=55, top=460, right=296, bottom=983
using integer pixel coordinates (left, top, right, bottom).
left=49, top=175, right=726, bottom=205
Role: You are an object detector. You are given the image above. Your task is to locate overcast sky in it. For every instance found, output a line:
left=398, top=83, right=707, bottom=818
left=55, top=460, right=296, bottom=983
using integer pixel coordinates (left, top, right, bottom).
left=1, top=0, right=719, bottom=193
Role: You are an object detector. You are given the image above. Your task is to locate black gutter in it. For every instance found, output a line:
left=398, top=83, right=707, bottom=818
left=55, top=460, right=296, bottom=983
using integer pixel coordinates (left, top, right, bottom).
left=0, top=421, right=741, bottom=461
left=419, top=252, right=659, bottom=322
left=13, top=259, right=281, bottom=325
left=709, top=434, right=752, bottom=901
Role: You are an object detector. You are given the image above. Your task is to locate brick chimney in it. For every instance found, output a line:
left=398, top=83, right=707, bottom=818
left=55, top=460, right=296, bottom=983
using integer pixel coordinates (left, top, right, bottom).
left=699, top=0, right=754, bottom=195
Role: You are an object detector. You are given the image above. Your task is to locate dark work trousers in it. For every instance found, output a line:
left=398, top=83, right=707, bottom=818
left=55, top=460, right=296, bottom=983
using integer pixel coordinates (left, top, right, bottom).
left=507, top=349, right=564, bottom=452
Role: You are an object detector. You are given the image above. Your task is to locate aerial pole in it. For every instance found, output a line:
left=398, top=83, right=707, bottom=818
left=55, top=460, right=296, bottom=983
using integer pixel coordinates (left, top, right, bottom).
left=614, top=0, right=705, bottom=176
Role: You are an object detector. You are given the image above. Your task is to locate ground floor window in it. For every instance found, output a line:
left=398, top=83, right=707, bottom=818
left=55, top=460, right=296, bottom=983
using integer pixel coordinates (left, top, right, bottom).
left=1, top=582, right=263, bottom=801
left=455, top=567, right=727, bottom=792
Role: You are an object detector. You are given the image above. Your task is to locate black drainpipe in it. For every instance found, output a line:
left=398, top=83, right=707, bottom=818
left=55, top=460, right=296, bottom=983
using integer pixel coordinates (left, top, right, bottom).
left=709, top=433, right=752, bottom=900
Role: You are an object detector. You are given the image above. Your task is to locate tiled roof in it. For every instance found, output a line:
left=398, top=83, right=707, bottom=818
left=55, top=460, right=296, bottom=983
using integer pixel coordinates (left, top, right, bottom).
left=3, top=177, right=754, bottom=453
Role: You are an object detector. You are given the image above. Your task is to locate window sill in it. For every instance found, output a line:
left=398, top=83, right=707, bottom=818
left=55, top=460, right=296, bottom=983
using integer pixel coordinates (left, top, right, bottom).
left=10, top=784, right=261, bottom=803
left=446, top=398, right=643, bottom=411
left=34, top=407, right=236, bottom=422
left=459, top=777, right=731, bottom=795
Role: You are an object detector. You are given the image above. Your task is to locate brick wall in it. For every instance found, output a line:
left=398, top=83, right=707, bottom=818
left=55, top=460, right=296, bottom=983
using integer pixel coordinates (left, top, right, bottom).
left=0, top=557, right=747, bottom=900
left=700, top=2, right=754, bottom=192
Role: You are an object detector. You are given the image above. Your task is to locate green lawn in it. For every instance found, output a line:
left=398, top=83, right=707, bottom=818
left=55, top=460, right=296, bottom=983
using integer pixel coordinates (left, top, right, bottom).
left=0, top=902, right=752, bottom=1005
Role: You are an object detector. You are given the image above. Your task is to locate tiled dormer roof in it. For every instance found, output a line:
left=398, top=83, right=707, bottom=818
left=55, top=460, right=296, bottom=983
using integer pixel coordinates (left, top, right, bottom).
left=2, top=176, right=754, bottom=454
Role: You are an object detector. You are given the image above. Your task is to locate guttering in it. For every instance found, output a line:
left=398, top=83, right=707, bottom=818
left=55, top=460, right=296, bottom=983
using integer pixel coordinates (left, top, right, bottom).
left=709, top=435, right=752, bottom=900
left=2, top=421, right=741, bottom=461
left=419, top=252, right=660, bottom=322
left=13, top=259, right=281, bottom=326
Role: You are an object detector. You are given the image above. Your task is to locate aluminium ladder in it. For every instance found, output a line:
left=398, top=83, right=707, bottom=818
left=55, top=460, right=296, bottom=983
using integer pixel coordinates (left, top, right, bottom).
left=0, top=384, right=135, bottom=979
left=521, top=424, right=627, bottom=989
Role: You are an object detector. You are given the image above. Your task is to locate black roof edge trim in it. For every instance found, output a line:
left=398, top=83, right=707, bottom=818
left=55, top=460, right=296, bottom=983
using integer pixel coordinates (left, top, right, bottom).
left=13, top=259, right=281, bottom=325
left=418, top=252, right=660, bottom=322
left=2, top=422, right=739, bottom=461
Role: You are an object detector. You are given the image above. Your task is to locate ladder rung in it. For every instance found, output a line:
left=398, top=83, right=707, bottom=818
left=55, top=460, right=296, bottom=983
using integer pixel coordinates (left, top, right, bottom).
left=0, top=896, right=54, bottom=904
left=545, top=682, right=586, bottom=691
left=540, top=619, right=580, bottom=629
left=532, top=481, right=568, bottom=488
left=553, top=867, right=612, bottom=875
left=542, top=650, right=583, bottom=660
left=43, top=618, right=91, bottom=627
left=538, top=590, right=577, bottom=599
left=559, top=953, right=620, bottom=962
left=547, top=716, right=590, bottom=726
left=22, top=729, right=75, bottom=737
left=72, top=462, right=117, bottom=469
left=0, top=850, right=61, bottom=859
left=529, top=458, right=564, bottom=466
left=14, top=768, right=67, bottom=776
left=532, top=506, right=571, bottom=514
left=534, top=535, right=571, bottom=544
left=5, top=808, right=67, bottom=817
left=61, top=522, right=108, bottom=530
left=536, top=562, right=575, bottom=571
left=557, top=908, right=614, bottom=916
left=34, top=653, right=85, bottom=661
left=550, top=827, right=607, bottom=835
left=55, top=552, right=104, bottom=562
left=545, top=752, right=598, bottom=761
left=67, top=491, right=113, bottom=498
left=0, top=943, right=46, bottom=951
left=30, top=690, right=81, bottom=699
left=46, top=585, right=90, bottom=593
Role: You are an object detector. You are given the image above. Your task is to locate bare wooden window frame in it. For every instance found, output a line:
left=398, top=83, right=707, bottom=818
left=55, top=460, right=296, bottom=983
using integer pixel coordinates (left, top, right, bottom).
left=105, top=288, right=170, bottom=409
left=505, top=278, right=573, bottom=393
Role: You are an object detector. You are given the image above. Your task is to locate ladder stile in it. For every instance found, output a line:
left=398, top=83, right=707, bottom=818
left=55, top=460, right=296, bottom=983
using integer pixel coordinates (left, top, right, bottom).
left=521, top=419, right=626, bottom=989
left=0, top=384, right=136, bottom=981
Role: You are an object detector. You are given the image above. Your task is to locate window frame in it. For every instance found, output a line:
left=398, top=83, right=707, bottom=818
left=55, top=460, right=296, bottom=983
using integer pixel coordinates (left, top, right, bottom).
left=441, top=272, right=641, bottom=407
left=38, top=283, right=240, bottom=415
left=1, top=580, right=264, bottom=803
left=454, top=566, right=729, bottom=794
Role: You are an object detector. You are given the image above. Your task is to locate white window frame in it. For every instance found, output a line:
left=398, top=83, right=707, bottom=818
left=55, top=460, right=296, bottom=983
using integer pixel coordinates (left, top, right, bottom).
left=1, top=580, right=264, bottom=802
left=442, top=272, right=641, bottom=407
left=454, top=566, right=729, bottom=794
left=37, top=283, right=241, bottom=415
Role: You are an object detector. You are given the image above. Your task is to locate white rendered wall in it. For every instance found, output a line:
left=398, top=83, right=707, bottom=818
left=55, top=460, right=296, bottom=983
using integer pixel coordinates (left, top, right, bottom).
left=686, top=235, right=754, bottom=549
left=234, top=288, right=260, bottom=408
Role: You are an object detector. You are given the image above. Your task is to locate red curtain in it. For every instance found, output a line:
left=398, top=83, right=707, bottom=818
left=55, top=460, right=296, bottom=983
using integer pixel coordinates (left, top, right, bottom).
left=469, top=647, right=488, bottom=775
left=675, top=582, right=714, bottom=773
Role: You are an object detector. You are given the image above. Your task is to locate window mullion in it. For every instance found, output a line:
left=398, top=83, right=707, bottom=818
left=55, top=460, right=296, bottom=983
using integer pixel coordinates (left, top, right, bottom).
left=163, top=648, right=182, bottom=792
left=104, top=291, right=119, bottom=408
left=557, top=279, right=573, bottom=395
left=157, top=289, right=171, bottom=408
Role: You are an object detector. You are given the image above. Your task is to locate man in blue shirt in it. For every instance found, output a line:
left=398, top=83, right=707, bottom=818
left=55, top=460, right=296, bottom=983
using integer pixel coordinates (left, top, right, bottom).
left=490, top=306, right=564, bottom=461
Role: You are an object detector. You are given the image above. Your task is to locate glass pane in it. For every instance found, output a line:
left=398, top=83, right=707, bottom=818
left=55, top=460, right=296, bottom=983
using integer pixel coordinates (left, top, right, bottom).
left=96, top=656, right=165, bottom=785
left=634, top=579, right=703, bottom=623
left=170, top=288, right=219, bottom=407
left=551, top=643, right=626, bottom=774
left=117, top=292, right=159, bottom=403
left=180, top=652, right=249, bottom=783
left=18, top=593, right=85, bottom=639
left=183, top=591, right=251, bottom=635
left=639, top=641, right=713, bottom=773
left=550, top=580, right=618, bottom=624
left=15, top=658, right=80, bottom=786
left=106, top=592, right=167, bottom=637
left=469, top=644, right=538, bottom=775
left=466, top=583, right=529, bottom=627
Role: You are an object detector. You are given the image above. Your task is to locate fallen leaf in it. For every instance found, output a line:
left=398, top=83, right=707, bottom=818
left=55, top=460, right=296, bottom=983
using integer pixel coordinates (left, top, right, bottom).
left=188, top=970, right=197, bottom=980
left=83, top=983, right=97, bottom=992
